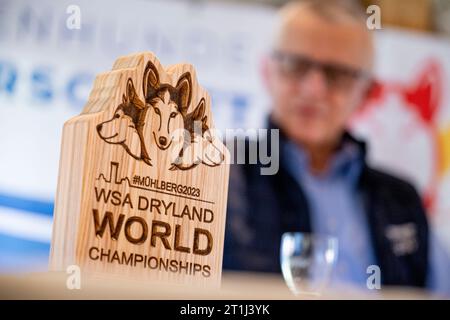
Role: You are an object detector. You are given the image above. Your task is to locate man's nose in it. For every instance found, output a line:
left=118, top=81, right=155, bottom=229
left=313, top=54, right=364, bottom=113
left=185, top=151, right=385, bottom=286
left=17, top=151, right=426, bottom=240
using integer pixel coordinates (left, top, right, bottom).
left=159, top=136, right=167, bottom=146
left=297, top=68, right=328, bottom=98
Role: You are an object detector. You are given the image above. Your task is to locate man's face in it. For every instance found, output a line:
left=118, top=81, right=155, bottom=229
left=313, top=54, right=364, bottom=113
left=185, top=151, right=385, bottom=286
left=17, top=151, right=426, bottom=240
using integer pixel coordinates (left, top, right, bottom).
left=265, top=11, right=373, bottom=147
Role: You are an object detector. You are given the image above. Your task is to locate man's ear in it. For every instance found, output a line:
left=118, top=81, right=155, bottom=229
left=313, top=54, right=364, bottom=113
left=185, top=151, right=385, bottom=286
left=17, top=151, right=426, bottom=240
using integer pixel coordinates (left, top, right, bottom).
left=354, top=79, right=383, bottom=115
left=260, top=54, right=273, bottom=92
left=176, top=72, right=192, bottom=113
left=364, top=79, right=384, bottom=103
left=143, top=61, right=160, bottom=98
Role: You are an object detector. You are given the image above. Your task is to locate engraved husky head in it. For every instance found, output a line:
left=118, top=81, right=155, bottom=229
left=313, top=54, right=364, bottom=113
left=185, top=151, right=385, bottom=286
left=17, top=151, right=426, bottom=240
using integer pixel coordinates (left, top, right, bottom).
left=143, top=61, right=190, bottom=151
left=96, top=79, right=152, bottom=165
left=142, top=61, right=225, bottom=170
left=96, top=60, right=225, bottom=170
left=171, top=98, right=226, bottom=170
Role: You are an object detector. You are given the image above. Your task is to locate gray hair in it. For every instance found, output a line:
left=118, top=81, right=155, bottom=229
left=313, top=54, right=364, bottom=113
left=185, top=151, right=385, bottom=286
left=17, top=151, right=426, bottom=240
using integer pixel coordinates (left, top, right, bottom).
left=271, top=0, right=374, bottom=69
left=279, top=0, right=367, bottom=24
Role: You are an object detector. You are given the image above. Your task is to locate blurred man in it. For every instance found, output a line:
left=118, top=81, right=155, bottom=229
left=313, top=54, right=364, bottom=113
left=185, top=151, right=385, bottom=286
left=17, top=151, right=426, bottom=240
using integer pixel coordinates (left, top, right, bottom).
left=223, top=0, right=433, bottom=290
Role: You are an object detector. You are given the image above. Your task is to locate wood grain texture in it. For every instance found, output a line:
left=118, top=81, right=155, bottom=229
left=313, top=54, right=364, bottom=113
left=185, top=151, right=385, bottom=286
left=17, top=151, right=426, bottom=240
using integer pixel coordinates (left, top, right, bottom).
left=49, top=52, right=230, bottom=288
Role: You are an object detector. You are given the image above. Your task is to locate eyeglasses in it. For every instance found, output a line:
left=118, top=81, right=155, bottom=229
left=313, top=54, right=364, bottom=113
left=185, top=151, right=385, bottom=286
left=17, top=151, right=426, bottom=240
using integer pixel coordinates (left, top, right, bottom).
left=272, top=50, right=372, bottom=91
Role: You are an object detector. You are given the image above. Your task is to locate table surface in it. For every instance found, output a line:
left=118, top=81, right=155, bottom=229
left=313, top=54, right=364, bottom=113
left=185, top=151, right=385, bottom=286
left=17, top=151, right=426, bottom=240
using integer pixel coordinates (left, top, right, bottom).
left=0, top=271, right=439, bottom=299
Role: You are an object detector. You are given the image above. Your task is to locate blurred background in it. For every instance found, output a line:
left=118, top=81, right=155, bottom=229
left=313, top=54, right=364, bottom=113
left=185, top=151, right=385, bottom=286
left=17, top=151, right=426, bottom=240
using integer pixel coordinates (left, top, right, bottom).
left=0, top=0, right=449, bottom=276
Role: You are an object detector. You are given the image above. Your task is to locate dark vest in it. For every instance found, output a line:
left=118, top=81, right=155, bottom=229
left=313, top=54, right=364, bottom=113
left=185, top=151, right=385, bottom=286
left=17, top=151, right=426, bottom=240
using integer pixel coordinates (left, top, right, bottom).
left=223, top=121, right=429, bottom=287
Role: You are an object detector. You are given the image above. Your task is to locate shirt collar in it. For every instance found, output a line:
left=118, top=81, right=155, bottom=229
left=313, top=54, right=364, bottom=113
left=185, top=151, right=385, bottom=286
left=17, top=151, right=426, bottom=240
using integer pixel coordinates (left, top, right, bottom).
left=267, top=115, right=365, bottom=185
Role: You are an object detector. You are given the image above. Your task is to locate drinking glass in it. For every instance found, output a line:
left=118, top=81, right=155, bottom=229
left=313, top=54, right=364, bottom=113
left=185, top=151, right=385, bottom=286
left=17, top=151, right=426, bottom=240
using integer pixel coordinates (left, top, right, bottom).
left=280, top=232, right=338, bottom=296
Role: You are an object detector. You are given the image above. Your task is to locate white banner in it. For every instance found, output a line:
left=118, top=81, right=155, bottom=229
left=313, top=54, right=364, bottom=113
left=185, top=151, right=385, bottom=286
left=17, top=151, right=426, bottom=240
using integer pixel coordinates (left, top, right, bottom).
left=0, top=0, right=449, bottom=270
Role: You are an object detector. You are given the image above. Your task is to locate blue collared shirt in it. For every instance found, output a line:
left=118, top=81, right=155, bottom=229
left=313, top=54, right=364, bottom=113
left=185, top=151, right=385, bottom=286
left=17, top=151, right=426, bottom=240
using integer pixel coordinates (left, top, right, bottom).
left=283, top=139, right=450, bottom=295
left=283, top=139, right=378, bottom=289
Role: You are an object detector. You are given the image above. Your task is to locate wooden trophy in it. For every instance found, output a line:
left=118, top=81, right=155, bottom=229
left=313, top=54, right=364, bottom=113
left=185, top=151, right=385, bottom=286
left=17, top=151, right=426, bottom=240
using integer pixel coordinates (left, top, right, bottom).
left=49, top=52, right=230, bottom=288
